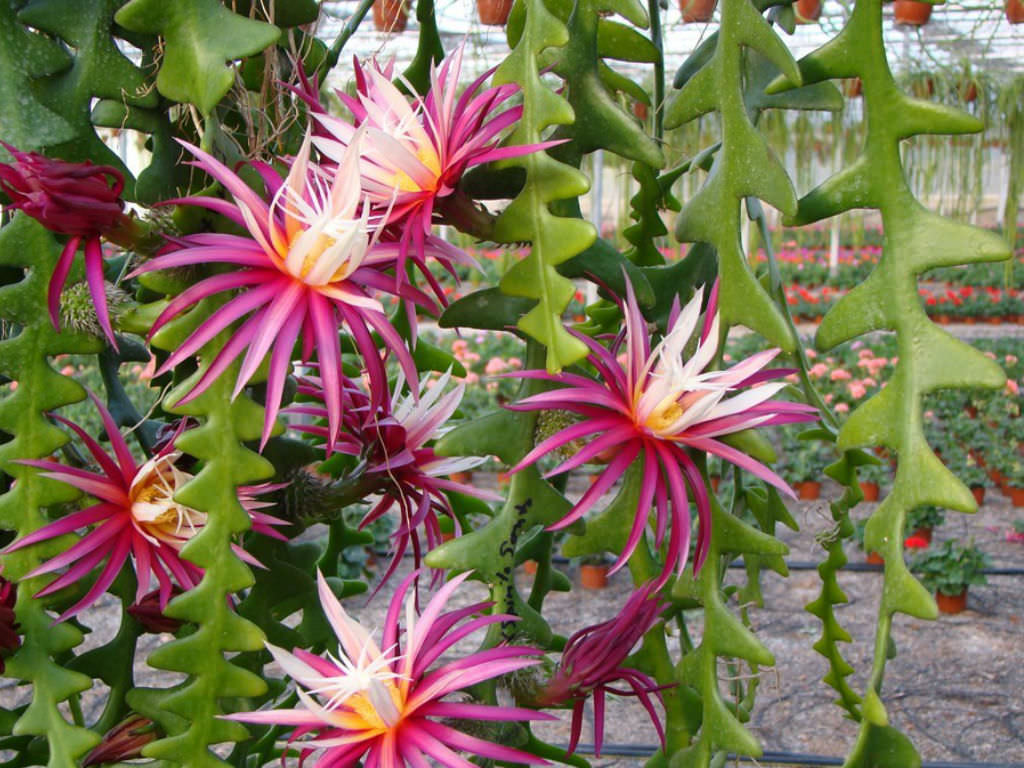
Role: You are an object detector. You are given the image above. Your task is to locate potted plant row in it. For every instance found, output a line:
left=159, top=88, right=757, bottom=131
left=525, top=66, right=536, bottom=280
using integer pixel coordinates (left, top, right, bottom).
left=908, top=539, right=991, bottom=614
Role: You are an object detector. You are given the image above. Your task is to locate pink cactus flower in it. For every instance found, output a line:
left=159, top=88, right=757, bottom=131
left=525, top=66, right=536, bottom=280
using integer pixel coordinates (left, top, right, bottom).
left=314, top=44, right=554, bottom=251
left=829, top=369, right=852, bottom=382
left=0, top=142, right=127, bottom=345
left=847, top=381, right=867, bottom=400
left=289, top=370, right=498, bottom=588
left=507, top=282, right=817, bottom=582
left=226, top=570, right=551, bottom=767
left=533, top=582, right=668, bottom=756
left=3, top=393, right=287, bottom=621
left=130, top=131, right=434, bottom=451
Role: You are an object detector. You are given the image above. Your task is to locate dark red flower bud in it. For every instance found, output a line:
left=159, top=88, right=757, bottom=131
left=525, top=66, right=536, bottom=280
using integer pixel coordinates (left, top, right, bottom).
left=0, top=576, right=20, bottom=674
left=82, top=714, right=158, bottom=767
left=0, top=142, right=124, bottom=237
left=0, top=142, right=128, bottom=346
left=127, top=587, right=183, bottom=634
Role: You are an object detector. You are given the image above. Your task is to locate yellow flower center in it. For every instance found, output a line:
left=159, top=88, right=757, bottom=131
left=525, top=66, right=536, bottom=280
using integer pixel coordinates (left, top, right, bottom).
left=646, top=401, right=684, bottom=434
left=129, top=454, right=205, bottom=546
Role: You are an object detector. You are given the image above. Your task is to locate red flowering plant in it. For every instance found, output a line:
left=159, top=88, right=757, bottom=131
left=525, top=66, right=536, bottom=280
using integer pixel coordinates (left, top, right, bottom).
left=0, top=6, right=1011, bottom=768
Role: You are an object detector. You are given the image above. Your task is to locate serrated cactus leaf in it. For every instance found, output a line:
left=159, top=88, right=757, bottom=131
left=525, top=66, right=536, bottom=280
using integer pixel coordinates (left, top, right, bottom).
left=787, top=0, right=1013, bottom=760
left=115, top=0, right=279, bottom=114
left=0, top=0, right=75, bottom=151
left=0, top=215, right=105, bottom=768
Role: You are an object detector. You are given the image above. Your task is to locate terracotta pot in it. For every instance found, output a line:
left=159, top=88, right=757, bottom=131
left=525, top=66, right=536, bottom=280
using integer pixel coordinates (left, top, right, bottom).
left=965, top=405, right=978, bottom=418
left=523, top=559, right=538, bottom=575
left=632, top=100, right=649, bottom=120
left=865, top=551, right=884, bottom=566
left=912, top=526, right=933, bottom=545
left=710, top=475, right=721, bottom=493
left=1008, top=486, right=1024, bottom=507
left=1007, top=0, right=1024, bottom=23
left=440, top=531, right=456, bottom=543
left=936, top=314, right=951, bottom=324
left=936, top=590, right=967, bottom=614
left=477, top=0, right=514, bottom=25
left=960, top=81, right=978, bottom=102
left=971, top=486, right=985, bottom=505
left=372, top=0, right=408, bottom=32
left=964, top=316, right=977, bottom=325
left=844, top=78, right=863, bottom=98
left=859, top=481, right=879, bottom=501
left=797, top=481, right=821, bottom=500
left=988, top=316, right=1002, bottom=325
left=580, top=564, right=609, bottom=589
left=679, top=0, right=717, bottom=22
left=893, top=0, right=932, bottom=25
left=795, top=0, right=821, bottom=22
left=449, top=471, right=473, bottom=485
left=497, top=471, right=512, bottom=487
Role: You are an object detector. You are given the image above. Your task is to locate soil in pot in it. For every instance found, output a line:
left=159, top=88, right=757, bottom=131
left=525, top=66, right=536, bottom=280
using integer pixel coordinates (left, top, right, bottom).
left=797, top=481, right=821, bottom=500
left=580, top=564, right=609, bottom=589
left=936, top=590, right=968, bottom=614
left=859, top=481, right=879, bottom=501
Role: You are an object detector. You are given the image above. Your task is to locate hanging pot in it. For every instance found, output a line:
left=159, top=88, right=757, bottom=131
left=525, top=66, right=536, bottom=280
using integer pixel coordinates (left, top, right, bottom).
left=372, top=0, right=408, bottom=32
left=843, top=78, right=863, bottom=98
left=893, top=0, right=932, bottom=26
left=1007, top=0, right=1024, bottom=23
left=960, top=80, right=978, bottom=102
left=477, top=0, right=514, bottom=25
left=795, top=0, right=822, bottom=23
left=679, top=0, right=717, bottom=22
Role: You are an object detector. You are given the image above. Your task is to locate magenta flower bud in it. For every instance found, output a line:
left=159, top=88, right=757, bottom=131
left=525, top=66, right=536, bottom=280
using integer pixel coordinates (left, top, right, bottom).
left=0, top=142, right=127, bottom=346
left=533, top=583, right=669, bottom=756
left=127, top=587, right=184, bottom=634
left=82, top=714, right=157, bottom=767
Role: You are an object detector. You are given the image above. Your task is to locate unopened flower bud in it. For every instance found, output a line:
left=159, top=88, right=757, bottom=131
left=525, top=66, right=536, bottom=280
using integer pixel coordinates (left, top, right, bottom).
left=127, top=587, right=183, bottom=634
left=0, top=574, right=20, bottom=673
left=82, top=714, right=158, bottom=766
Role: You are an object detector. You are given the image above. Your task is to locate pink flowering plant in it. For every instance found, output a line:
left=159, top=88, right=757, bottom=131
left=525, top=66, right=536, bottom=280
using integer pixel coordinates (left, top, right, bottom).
left=0, top=4, right=1014, bottom=768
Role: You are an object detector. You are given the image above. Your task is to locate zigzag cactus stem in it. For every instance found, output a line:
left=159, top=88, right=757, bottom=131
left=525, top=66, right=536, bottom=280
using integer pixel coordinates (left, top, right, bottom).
left=0, top=216, right=105, bottom=767
left=767, top=0, right=1010, bottom=762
